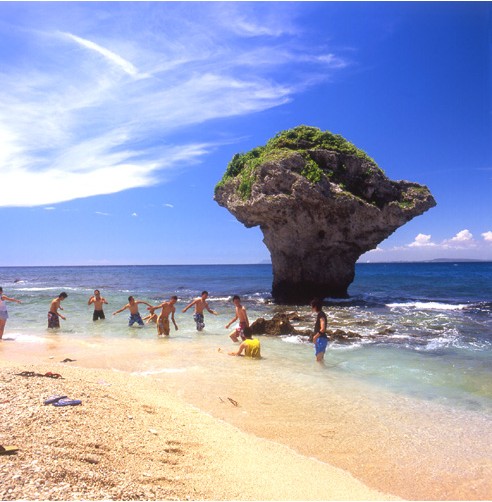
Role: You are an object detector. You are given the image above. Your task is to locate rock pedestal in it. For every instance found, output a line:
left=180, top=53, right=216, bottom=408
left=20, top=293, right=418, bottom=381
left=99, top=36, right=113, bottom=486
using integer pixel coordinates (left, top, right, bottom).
left=215, top=127, right=436, bottom=304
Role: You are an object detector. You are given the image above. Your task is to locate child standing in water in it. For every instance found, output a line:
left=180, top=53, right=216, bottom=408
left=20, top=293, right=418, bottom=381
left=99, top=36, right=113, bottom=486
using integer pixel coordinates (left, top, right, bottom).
left=225, top=295, right=249, bottom=342
left=113, top=296, right=152, bottom=327
left=0, top=287, right=22, bottom=339
left=48, top=292, right=68, bottom=329
left=182, top=291, right=218, bottom=331
left=88, top=289, right=108, bottom=321
left=148, top=296, right=179, bottom=336
left=311, top=298, right=328, bottom=362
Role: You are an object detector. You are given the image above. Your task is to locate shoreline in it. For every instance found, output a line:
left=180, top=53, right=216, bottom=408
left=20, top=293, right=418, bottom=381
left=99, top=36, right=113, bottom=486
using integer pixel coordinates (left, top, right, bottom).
left=2, top=337, right=492, bottom=500
left=0, top=358, right=395, bottom=501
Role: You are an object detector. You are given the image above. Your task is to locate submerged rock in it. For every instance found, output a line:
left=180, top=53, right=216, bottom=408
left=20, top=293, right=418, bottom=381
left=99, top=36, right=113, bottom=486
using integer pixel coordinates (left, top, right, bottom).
left=215, top=126, right=436, bottom=304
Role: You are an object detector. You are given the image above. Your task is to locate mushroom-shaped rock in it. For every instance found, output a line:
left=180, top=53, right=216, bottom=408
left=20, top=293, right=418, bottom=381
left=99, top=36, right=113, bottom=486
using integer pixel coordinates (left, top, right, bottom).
left=214, top=126, right=436, bottom=304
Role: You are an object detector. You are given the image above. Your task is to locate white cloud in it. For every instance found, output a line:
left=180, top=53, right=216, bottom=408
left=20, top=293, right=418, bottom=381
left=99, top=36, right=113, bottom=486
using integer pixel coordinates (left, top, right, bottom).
left=482, top=231, right=492, bottom=242
left=409, top=233, right=436, bottom=247
left=95, top=211, right=110, bottom=216
left=163, top=204, right=174, bottom=208
left=131, top=213, right=138, bottom=217
left=449, top=229, right=473, bottom=243
left=0, top=4, right=349, bottom=208
left=62, top=32, right=145, bottom=78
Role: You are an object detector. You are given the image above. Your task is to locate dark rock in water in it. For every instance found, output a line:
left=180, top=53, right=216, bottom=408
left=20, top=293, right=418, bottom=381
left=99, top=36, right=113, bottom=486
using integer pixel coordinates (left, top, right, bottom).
left=250, top=313, right=298, bottom=336
left=215, top=126, right=436, bottom=304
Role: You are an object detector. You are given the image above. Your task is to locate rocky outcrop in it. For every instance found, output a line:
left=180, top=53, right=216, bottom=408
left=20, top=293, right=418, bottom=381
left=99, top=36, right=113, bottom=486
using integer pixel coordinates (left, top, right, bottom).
left=214, top=126, right=436, bottom=304
left=250, top=313, right=298, bottom=336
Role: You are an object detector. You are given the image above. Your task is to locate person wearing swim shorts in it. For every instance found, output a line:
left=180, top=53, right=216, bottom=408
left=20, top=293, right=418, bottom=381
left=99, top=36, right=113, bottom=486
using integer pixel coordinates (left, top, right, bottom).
left=0, top=287, right=22, bottom=339
left=228, top=327, right=261, bottom=359
left=148, top=296, right=178, bottom=336
left=226, top=295, right=249, bottom=342
left=182, top=291, right=218, bottom=331
left=88, top=289, right=108, bottom=321
left=113, top=296, right=152, bottom=327
left=48, top=292, right=68, bottom=329
left=311, top=298, right=328, bottom=362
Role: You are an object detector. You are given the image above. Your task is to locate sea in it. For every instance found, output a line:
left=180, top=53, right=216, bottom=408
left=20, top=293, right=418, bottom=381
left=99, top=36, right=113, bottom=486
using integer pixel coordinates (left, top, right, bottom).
left=1, top=262, right=491, bottom=412
left=1, top=262, right=492, bottom=498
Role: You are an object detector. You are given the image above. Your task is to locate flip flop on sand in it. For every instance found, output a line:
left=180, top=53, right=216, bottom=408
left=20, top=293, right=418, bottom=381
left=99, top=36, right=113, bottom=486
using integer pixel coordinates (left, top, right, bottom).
left=61, top=358, right=76, bottom=363
left=44, top=372, right=63, bottom=379
left=44, top=395, right=68, bottom=405
left=52, top=399, right=82, bottom=407
left=0, top=445, right=19, bottom=456
left=16, top=371, right=64, bottom=379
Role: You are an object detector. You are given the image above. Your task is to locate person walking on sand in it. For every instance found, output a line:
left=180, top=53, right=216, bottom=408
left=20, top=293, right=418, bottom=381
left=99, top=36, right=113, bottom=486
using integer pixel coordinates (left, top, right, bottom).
left=113, top=296, right=152, bottom=327
left=311, top=298, right=328, bottom=362
left=0, top=287, right=22, bottom=339
left=225, top=295, right=249, bottom=342
left=182, top=291, right=218, bottom=331
left=48, top=292, right=68, bottom=329
left=88, top=289, right=108, bottom=321
left=148, top=296, right=178, bottom=337
left=228, top=327, right=261, bottom=359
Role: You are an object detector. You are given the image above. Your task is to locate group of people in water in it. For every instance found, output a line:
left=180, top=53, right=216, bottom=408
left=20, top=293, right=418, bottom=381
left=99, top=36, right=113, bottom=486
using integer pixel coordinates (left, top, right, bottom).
left=0, top=286, right=328, bottom=361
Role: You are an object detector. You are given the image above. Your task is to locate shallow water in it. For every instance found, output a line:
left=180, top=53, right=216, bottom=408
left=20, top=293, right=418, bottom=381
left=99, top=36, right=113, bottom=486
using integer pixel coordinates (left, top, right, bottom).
left=1, top=263, right=492, bottom=415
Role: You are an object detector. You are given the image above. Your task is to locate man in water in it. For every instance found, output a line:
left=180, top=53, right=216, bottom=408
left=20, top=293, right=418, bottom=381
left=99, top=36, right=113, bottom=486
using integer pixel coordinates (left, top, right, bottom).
left=0, top=287, right=22, bottom=339
left=225, top=295, right=249, bottom=342
left=182, top=290, right=218, bottom=331
left=228, top=327, right=261, bottom=359
left=48, top=292, right=68, bottom=329
left=148, top=296, right=179, bottom=336
left=88, top=289, right=108, bottom=321
left=311, top=298, right=328, bottom=362
left=113, top=296, right=152, bottom=327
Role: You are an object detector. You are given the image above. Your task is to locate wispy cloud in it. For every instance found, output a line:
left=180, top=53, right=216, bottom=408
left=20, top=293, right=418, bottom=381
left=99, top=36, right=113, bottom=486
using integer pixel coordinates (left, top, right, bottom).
left=0, top=3, right=349, bottom=207
left=62, top=32, right=145, bottom=78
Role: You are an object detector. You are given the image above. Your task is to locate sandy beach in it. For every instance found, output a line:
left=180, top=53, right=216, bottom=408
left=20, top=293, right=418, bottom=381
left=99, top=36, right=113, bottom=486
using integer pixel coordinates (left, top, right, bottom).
left=2, top=330, right=492, bottom=501
left=0, top=357, right=396, bottom=501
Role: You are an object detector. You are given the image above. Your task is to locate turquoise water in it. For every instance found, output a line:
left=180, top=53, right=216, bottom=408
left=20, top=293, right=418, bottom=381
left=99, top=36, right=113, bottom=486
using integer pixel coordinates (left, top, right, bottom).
left=1, top=263, right=491, bottom=413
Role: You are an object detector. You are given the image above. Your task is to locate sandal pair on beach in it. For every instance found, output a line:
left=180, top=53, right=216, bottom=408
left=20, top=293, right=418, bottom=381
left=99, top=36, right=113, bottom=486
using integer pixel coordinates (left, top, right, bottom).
left=44, top=395, right=82, bottom=407
left=16, top=371, right=63, bottom=379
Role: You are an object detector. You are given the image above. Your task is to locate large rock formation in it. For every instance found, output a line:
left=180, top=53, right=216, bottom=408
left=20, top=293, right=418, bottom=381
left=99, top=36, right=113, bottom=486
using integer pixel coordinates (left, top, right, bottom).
left=214, top=126, right=436, bottom=304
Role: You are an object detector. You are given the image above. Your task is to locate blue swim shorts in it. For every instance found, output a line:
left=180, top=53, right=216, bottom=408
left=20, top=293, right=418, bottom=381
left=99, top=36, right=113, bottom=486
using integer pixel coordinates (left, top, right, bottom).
left=129, top=313, right=144, bottom=326
left=193, top=313, right=205, bottom=331
left=315, top=336, right=328, bottom=356
left=0, top=311, right=8, bottom=321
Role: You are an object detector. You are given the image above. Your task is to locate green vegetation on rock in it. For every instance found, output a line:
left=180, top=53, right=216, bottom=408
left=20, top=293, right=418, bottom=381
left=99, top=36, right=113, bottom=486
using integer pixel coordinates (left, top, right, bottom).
left=215, top=125, right=378, bottom=199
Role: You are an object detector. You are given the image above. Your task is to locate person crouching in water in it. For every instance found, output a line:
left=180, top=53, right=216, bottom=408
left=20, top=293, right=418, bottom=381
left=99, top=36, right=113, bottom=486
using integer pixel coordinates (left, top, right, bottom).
left=228, top=327, right=261, bottom=359
left=311, top=298, right=328, bottom=362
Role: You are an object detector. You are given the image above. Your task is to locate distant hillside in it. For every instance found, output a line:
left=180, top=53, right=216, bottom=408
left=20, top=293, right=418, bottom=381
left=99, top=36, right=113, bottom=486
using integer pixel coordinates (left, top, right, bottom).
left=427, top=258, right=487, bottom=263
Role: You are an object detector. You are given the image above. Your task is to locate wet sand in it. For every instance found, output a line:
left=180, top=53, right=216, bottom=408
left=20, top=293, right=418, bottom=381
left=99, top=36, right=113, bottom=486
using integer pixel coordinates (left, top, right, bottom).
left=2, top=336, right=492, bottom=500
left=0, top=356, right=395, bottom=501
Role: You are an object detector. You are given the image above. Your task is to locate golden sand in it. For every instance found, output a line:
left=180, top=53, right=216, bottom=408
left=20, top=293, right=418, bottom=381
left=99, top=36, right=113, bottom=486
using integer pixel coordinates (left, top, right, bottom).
left=0, top=358, right=396, bottom=501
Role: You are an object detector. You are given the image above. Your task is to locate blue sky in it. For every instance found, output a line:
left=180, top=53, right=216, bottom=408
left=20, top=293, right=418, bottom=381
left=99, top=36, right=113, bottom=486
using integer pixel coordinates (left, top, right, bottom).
left=1, top=2, right=491, bottom=266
